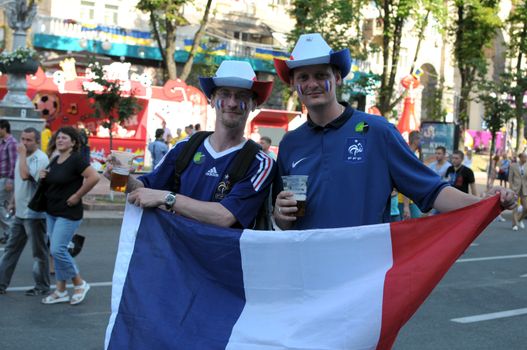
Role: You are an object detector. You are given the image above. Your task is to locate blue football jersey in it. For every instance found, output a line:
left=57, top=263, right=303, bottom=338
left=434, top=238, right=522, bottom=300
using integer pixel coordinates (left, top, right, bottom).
left=140, top=137, right=276, bottom=228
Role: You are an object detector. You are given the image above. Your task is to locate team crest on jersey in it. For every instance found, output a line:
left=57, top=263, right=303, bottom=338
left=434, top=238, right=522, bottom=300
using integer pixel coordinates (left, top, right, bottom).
left=193, top=152, right=205, bottom=164
left=214, top=174, right=232, bottom=200
left=345, top=137, right=366, bottom=163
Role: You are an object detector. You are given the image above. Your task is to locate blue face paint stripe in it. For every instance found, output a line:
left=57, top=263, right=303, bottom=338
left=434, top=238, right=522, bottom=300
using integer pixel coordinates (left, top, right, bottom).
left=215, top=99, right=225, bottom=109
left=296, top=84, right=303, bottom=96
left=325, top=80, right=331, bottom=92
left=239, top=101, right=247, bottom=111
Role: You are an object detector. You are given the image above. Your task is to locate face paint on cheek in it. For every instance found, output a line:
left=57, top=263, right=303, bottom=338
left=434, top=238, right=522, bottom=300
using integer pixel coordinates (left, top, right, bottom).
left=296, top=84, right=303, bottom=96
left=215, top=99, right=224, bottom=109
left=239, top=101, right=247, bottom=111
left=325, top=80, right=331, bottom=92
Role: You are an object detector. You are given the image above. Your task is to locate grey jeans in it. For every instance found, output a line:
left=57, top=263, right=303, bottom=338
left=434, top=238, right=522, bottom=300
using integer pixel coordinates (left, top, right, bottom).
left=0, top=178, right=14, bottom=234
left=0, top=217, right=50, bottom=291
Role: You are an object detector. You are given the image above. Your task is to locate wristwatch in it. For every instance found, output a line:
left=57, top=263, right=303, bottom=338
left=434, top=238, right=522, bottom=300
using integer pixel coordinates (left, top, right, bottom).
left=164, top=192, right=177, bottom=210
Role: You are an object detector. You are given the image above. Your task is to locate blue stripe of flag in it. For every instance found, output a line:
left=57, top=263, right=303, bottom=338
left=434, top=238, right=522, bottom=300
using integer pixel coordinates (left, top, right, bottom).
left=108, top=209, right=246, bottom=350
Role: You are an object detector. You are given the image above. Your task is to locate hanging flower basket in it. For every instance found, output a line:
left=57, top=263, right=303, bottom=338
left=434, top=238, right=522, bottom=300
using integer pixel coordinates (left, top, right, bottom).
left=0, top=47, right=39, bottom=74
left=0, top=58, right=39, bottom=74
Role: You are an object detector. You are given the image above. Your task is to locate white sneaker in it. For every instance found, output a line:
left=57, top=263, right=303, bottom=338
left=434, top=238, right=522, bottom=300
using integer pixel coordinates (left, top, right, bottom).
left=519, top=221, right=525, bottom=229
left=512, top=225, right=519, bottom=231
left=497, top=215, right=506, bottom=222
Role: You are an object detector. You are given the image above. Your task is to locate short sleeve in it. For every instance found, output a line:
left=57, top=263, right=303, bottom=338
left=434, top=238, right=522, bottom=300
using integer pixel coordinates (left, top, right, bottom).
left=467, top=168, right=475, bottom=184
left=139, top=143, right=182, bottom=189
left=28, top=154, right=49, bottom=182
left=76, top=152, right=90, bottom=174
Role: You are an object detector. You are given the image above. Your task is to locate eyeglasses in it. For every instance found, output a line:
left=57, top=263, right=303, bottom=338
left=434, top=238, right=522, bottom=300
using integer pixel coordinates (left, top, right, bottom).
left=215, top=89, right=254, bottom=102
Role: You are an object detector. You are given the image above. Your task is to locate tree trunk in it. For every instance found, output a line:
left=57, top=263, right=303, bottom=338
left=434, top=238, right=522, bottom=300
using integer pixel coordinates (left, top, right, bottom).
left=515, top=50, right=525, bottom=152
left=165, top=19, right=177, bottom=80
left=379, top=0, right=392, bottom=116
left=109, top=118, right=113, bottom=151
left=488, top=130, right=496, bottom=189
left=409, top=11, right=429, bottom=76
left=179, top=0, right=213, bottom=82
left=150, top=11, right=168, bottom=68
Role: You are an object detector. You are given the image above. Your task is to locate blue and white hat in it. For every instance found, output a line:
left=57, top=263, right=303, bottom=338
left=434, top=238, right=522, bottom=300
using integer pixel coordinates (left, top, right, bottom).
left=274, top=33, right=351, bottom=84
left=199, top=60, right=273, bottom=106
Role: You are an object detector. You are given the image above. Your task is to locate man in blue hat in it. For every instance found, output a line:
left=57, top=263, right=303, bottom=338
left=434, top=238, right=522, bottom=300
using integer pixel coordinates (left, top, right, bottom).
left=114, top=61, right=276, bottom=228
left=273, top=33, right=517, bottom=230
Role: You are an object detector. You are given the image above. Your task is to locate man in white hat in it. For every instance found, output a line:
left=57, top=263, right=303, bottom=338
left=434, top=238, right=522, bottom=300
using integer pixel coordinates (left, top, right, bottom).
left=273, top=33, right=517, bottom=230
left=119, top=61, right=276, bottom=228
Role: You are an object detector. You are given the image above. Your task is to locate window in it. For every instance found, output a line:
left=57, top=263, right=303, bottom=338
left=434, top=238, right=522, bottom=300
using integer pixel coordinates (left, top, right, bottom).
left=80, top=1, right=95, bottom=21
left=104, top=4, right=119, bottom=25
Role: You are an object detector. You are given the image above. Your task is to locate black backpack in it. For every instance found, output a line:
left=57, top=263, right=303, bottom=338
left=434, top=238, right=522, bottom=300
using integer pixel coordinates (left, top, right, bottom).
left=172, top=131, right=274, bottom=230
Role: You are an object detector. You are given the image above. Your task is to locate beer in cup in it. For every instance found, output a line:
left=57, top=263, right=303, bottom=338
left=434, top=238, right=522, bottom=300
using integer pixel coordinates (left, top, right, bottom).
left=110, top=150, right=134, bottom=192
left=281, top=175, right=308, bottom=217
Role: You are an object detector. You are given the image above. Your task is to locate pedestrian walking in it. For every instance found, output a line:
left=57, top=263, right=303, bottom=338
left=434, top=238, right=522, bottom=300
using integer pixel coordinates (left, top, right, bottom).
left=0, top=128, right=50, bottom=296
left=148, top=128, right=169, bottom=169
left=0, top=119, right=17, bottom=244
left=39, top=127, right=99, bottom=305
left=508, top=152, right=527, bottom=231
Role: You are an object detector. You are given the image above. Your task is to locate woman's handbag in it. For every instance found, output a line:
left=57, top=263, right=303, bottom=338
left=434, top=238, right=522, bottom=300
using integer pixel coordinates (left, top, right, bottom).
left=28, top=181, right=47, bottom=212
left=28, top=156, right=58, bottom=212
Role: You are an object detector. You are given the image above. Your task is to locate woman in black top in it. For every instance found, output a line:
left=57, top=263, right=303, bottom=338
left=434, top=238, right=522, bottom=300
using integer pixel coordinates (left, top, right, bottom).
left=40, top=127, right=99, bottom=305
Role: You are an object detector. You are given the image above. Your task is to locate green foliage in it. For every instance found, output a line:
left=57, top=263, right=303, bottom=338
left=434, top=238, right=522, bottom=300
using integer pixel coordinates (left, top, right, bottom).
left=505, top=0, right=527, bottom=151
left=288, top=0, right=368, bottom=59
left=85, top=61, right=143, bottom=149
left=452, top=0, right=502, bottom=128
left=0, top=47, right=37, bottom=64
left=477, top=79, right=514, bottom=134
left=136, top=0, right=188, bottom=26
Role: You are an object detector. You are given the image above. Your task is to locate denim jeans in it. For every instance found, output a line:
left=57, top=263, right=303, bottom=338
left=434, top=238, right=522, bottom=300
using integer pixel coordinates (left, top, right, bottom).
left=0, top=178, right=14, bottom=235
left=46, top=214, right=82, bottom=281
left=0, top=217, right=50, bottom=291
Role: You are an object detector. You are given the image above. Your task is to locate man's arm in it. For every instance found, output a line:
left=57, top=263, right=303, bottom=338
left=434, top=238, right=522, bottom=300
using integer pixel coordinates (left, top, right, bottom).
left=470, top=182, right=478, bottom=197
left=17, top=144, right=30, bottom=180
left=125, top=176, right=145, bottom=193
left=7, top=140, right=16, bottom=180
left=433, top=185, right=516, bottom=212
left=126, top=188, right=236, bottom=227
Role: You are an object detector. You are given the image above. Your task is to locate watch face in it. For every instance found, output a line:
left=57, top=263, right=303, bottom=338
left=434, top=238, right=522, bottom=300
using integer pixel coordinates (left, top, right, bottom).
left=165, top=193, right=176, bottom=206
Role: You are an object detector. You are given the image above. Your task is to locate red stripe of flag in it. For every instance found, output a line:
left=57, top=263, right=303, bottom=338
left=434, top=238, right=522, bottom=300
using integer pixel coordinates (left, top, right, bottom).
left=376, top=196, right=502, bottom=349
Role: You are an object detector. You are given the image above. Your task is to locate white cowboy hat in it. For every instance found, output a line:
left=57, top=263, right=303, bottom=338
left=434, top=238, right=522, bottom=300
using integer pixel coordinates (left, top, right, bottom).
left=199, top=60, right=273, bottom=106
left=274, top=33, right=351, bottom=84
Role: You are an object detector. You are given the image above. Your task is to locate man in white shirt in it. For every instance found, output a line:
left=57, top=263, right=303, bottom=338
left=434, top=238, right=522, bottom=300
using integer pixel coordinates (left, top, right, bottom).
left=428, top=146, right=451, bottom=179
left=0, top=128, right=50, bottom=296
left=508, top=153, right=527, bottom=231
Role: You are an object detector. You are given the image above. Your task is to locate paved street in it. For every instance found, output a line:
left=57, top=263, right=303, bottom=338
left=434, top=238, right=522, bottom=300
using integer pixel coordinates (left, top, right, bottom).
left=0, top=212, right=526, bottom=350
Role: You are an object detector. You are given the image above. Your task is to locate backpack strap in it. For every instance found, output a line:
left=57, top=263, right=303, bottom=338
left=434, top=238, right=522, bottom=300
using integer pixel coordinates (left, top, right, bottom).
left=226, top=139, right=261, bottom=184
left=212, top=139, right=262, bottom=202
left=172, top=131, right=213, bottom=193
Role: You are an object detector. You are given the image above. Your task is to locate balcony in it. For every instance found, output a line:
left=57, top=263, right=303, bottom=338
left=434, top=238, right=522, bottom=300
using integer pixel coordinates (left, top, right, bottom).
left=31, top=15, right=290, bottom=74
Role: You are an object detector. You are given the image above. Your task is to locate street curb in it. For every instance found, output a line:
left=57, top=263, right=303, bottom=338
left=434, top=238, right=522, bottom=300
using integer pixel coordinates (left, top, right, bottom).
left=82, top=211, right=124, bottom=227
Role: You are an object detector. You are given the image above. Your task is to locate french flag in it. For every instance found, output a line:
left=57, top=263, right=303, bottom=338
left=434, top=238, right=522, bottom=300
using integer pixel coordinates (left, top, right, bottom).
left=105, top=196, right=501, bottom=349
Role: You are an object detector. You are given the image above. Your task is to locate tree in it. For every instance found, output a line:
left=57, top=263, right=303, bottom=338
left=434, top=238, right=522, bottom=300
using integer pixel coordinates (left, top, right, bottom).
left=85, top=61, right=143, bottom=150
left=289, top=0, right=367, bottom=60
left=288, top=0, right=446, bottom=117
left=374, top=0, right=446, bottom=116
left=506, top=0, right=527, bottom=152
left=452, top=0, right=502, bottom=131
left=137, top=0, right=213, bottom=82
left=477, top=78, right=514, bottom=181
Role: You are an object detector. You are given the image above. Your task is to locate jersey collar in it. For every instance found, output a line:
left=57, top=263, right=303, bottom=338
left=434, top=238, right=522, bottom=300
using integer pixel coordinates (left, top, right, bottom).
left=306, top=102, right=353, bottom=130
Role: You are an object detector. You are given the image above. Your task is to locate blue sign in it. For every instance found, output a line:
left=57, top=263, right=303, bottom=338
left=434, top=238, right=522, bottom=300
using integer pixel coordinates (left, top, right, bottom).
left=420, top=122, right=455, bottom=160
